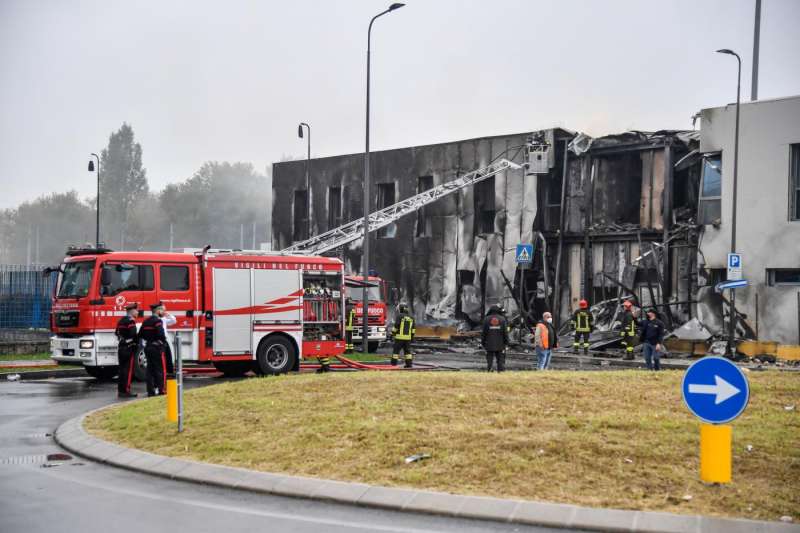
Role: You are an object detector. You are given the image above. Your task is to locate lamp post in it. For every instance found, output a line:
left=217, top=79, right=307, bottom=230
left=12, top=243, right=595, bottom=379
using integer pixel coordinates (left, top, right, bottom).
left=362, top=2, right=404, bottom=354
left=716, top=48, right=741, bottom=358
left=88, top=153, right=100, bottom=248
left=298, top=122, right=311, bottom=239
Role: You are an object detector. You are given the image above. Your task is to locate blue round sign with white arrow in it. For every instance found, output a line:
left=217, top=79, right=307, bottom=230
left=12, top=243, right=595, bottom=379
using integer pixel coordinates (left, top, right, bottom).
left=682, top=357, right=749, bottom=424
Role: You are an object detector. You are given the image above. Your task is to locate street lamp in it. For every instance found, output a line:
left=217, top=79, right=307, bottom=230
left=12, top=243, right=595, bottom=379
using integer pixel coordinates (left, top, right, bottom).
left=88, top=153, right=100, bottom=248
left=362, top=2, right=405, bottom=354
left=298, top=122, right=311, bottom=240
left=716, top=48, right=741, bottom=358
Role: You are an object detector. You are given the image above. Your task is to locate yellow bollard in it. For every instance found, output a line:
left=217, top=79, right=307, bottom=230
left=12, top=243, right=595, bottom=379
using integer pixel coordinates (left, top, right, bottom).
left=166, top=379, right=178, bottom=422
left=700, top=424, right=732, bottom=483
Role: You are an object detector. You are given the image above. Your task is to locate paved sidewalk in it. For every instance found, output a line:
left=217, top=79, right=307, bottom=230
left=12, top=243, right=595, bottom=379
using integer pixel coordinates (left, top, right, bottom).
left=55, top=408, right=798, bottom=533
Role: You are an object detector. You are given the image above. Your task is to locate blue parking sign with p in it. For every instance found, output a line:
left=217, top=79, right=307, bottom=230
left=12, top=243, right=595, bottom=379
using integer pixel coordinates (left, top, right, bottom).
left=516, top=244, right=533, bottom=264
left=729, top=254, right=740, bottom=268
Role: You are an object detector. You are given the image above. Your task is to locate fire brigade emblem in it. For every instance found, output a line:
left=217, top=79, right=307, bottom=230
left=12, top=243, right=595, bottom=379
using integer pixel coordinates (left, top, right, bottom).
left=490, top=317, right=500, bottom=326
left=115, top=295, right=126, bottom=307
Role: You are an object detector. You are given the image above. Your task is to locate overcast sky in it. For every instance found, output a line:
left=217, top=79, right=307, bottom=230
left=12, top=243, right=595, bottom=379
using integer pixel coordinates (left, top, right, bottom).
left=1, top=0, right=799, bottom=208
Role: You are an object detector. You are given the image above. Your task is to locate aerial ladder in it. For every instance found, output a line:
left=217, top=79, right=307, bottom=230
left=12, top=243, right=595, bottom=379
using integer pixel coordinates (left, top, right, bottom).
left=281, top=158, right=523, bottom=255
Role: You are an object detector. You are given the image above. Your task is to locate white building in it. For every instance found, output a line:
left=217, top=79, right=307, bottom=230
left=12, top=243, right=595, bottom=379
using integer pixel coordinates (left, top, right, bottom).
left=698, top=95, right=800, bottom=345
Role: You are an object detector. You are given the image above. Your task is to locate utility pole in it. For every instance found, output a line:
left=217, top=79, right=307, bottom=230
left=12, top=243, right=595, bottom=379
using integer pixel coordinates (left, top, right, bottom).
left=363, top=2, right=405, bottom=354
left=169, top=223, right=174, bottom=252
left=716, top=49, right=742, bottom=357
left=252, top=221, right=257, bottom=249
left=751, top=0, right=761, bottom=101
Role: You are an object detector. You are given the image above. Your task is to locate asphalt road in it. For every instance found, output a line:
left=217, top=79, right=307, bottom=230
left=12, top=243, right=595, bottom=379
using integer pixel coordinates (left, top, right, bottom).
left=0, top=375, right=576, bottom=533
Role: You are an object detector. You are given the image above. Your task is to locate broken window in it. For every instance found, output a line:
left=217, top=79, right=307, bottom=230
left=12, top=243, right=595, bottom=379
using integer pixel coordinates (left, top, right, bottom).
left=791, top=144, right=800, bottom=221
left=293, top=190, right=309, bottom=241
left=327, top=187, right=342, bottom=230
left=416, top=176, right=433, bottom=237
left=698, top=154, right=722, bottom=225
left=376, top=183, right=396, bottom=238
left=474, top=176, right=496, bottom=235
left=767, top=269, right=800, bottom=286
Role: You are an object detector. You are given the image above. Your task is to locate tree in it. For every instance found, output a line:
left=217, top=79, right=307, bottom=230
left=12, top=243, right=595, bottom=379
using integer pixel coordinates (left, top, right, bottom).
left=100, top=123, right=148, bottom=248
left=0, top=191, right=94, bottom=264
left=159, top=162, right=269, bottom=250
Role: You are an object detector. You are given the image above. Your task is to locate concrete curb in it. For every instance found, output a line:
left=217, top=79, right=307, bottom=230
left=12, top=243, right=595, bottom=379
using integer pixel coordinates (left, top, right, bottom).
left=5, top=368, right=87, bottom=380
left=55, top=408, right=799, bottom=533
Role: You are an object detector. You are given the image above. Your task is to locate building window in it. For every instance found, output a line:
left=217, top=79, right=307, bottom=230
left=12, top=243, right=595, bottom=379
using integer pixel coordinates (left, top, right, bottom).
left=767, top=269, right=800, bottom=286
left=376, top=183, right=396, bottom=238
left=791, top=144, right=800, bottom=221
left=416, top=176, right=433, bottom=237
left=474, top=176, right=496, bottom=235
left=99, top=264, right=154, bottom=296
left=293, top=190, right=308, bottom=242
left=698, top=154, right=722, bottom=225
left=327, top=187, right=342, bottom=230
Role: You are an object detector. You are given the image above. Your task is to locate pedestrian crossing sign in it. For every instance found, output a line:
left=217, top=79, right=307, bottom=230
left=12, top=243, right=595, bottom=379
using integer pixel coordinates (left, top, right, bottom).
left=516, top=244, right=533, bottom=264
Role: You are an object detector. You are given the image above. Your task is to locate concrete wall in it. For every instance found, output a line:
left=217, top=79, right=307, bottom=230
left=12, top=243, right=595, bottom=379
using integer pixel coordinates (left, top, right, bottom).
left=699, top=95, right=800, bottom=344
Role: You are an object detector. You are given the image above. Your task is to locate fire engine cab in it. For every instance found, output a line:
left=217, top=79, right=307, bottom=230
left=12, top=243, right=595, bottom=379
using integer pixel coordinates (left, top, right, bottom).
left=344, top=275, right=389, bottom=352
left=49, top=247, right=346, bottom=379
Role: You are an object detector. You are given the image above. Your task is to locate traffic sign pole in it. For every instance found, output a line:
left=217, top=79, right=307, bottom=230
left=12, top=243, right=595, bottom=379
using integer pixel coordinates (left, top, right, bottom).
left=682, top=357, right=749, bottom=484
left=700, top=424, right=732, bottom=483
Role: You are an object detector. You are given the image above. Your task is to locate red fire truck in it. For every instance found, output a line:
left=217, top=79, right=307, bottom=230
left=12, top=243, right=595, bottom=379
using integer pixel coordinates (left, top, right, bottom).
left=344, top=275, right=389, bottom=353
left=49, top=247, right=346, bottom=379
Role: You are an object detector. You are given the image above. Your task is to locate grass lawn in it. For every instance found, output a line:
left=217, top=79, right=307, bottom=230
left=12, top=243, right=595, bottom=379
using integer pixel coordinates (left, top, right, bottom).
left=0, top=353, right=52, bottom=361
left=86, top=370, right=800, bottom=521
left=338, top=352, right=388, bottom=363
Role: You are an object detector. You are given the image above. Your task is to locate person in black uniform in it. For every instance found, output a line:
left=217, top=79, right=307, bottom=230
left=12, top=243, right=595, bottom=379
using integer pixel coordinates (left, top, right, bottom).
left=140, top=302, right=168, bottom=397
left=114, top=302, right=139, bottom=398
left=481, top=304, right=509, bottom=372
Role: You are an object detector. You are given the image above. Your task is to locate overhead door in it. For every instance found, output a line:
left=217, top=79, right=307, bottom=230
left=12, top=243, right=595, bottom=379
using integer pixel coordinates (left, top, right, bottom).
left=213, top=268, right=252, bottom=354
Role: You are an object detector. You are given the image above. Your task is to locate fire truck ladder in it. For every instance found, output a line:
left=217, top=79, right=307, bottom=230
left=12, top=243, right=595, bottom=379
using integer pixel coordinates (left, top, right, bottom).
left=282, top=158, right=522, bottom=256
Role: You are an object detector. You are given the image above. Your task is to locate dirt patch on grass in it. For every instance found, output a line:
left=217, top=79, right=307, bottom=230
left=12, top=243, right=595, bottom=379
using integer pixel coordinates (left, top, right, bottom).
left=86, top=370, right=800, bottom=521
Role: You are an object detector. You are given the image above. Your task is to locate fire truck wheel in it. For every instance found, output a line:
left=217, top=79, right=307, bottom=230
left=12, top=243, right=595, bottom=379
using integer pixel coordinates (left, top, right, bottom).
left=133, top=348, right=147, bottom=382
left=85, top=365, right=118, bottom=381
left=256, top=335, right=297, bottom=375
left=213, top=361, right=252, bottom=378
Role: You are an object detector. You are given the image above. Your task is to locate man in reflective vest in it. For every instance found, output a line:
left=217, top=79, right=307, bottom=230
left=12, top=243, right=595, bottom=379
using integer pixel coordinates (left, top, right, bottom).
left=571, top=299, right=594, bottom=355
left=620, top=300, right=637, bottom=360
left=391, top=303, right=415, bottom=368
left=535, top=311, right=558, bottom=370
left=114, top=302, right=139, bottom=398
left=344, top=300, right=356, bottom=354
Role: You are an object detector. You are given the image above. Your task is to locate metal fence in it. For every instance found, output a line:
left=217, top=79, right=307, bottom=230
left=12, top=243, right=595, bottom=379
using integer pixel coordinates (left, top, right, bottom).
left=0, top=265, right=56, bottom=330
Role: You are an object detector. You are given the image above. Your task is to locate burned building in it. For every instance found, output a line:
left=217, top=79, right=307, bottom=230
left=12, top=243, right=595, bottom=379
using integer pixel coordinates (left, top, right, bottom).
left=271, top=128, right=702, bottom=331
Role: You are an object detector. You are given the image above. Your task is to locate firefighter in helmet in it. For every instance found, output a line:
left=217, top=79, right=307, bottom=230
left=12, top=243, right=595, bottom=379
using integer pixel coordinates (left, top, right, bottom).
left=481, top=304, right=509, bottom=372
left=391, top=303, right=415, bottom=368
left=619, top=299, right=637, bottom=360
left=571, top=299, right=594, bottom=355
left=344, top=298, right=356, bottom=354
left=114, top=302, right=139, bottom=398
left=140, top=302, right=169, bottom=397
